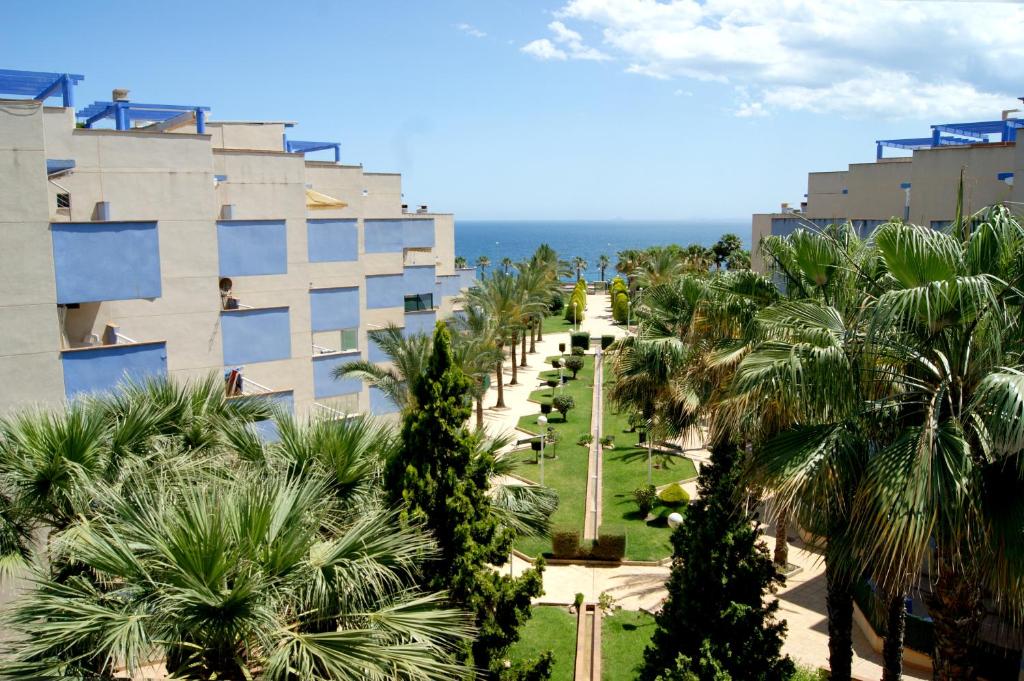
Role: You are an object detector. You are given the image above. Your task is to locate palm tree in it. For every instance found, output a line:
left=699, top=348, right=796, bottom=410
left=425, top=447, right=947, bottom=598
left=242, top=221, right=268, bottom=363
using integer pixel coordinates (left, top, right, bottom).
left=476, top=255, right=490, bottom=275
left=598, top=254, right=610, bottom=282
left=464, top=272, right=523, bottom=405
left=636, top=248, right=684, bottom=289
left=501, top=257, right=513, bottom=274
left=712, top=233, right=744, bottom=270
left=454, top=255, right=468, bottom=269
left=850, top=209, right=1024, bottom=680
left=2, top=460, right=473, bottom=680
left=571, top=256, right=588, bottom=281
left=332, top=324, right=432, bottom=414
left=448, top=305, right=504, bottom=429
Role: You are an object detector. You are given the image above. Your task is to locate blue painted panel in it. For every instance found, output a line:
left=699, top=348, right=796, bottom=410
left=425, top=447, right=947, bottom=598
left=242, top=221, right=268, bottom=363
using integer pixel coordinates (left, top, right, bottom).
left=62, top=342, right=167, bottom=399
left=364, top=220, right=404, bottom=253
left=403, top=266, right=436, bottom=295
left=368, top=338, right=391, bottom=363
left=52, top=222, right=161, bottom=304
left=457, top=268, right=477, bottom=289
left=366, top=274, right=403, bottom=309
left=403, top=219, right=435, bottom=248
left=770, top=218, right=800, bottom=237
left=221, top=308, right=292, bottom=365
left=312, top=352, right=363, bottom=398
left=438, top=274, right=462, bottom=297
left=310, top=287, right=359, bottom=332
left=369, top=386, right=400, bottom=415
left=251, top=391, right=294, bottom=442
left=217, top=220, right=287, bottom=276
left=307, top=219, right=358, bottom=263
left=404, top=311, right=436, bottom=337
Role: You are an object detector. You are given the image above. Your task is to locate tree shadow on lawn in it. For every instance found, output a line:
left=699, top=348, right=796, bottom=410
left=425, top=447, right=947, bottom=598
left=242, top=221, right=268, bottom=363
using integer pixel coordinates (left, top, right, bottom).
left=607, top=448, right=689, bottom=473
left=611, top=502, right=684, bottom=528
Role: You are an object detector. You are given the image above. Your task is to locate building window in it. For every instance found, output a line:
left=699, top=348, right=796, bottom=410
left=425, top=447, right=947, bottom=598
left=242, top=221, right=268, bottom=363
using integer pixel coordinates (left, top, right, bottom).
left=56, top=193, right=71, bottom=209
left=312, top=328, right=358, bottom=354
left=404, top=293, right=433, bottom=312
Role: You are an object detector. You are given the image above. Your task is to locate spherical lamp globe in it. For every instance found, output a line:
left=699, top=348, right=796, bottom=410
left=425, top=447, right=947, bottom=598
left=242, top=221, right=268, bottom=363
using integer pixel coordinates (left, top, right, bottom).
left=667, top=512, right=684, bottom=529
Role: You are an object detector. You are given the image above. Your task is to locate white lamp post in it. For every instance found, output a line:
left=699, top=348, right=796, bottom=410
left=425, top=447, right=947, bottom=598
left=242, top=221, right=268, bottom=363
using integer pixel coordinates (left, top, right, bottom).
left=537, top=414, right=548, bottom=485
left=667, top=512, right=683, bottom=529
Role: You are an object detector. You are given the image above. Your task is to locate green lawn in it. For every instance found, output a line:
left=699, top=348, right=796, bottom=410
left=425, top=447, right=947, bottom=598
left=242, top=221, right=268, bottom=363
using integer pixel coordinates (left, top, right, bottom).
left=513, top=354, right=595, bottom=557
left=506, top=606, right=578, bottom=681
left=602, top=363, right=698, bottom=561
left=542, top=313, right=575, bottom=336
left=601, top=610, right=656, bottom=681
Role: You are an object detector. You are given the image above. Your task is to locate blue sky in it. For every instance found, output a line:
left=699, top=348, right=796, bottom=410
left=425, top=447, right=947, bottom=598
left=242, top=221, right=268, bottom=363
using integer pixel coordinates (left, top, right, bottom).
left=4, top=0, right=1021, bottom=220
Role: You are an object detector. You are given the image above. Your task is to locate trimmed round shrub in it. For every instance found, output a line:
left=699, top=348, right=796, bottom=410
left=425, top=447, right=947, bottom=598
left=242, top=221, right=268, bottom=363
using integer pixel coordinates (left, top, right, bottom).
left=540, top=402, right=552, bottom=414
left=549, top=293, right=565, bottom=314
left=601, top=334, right=615, bottom=349
left=552, top=394, right=576, bottom=420
left=658, top=482, right=690, bottom=508
left=633, top=485, right=657, bottom=516
left=570, top=346, right=585, bottom=356
left=558, top=343, right=566, bottom=354
left=551, top=358, right=561, bottom=369
left=564, top=355, right=584, bottom=378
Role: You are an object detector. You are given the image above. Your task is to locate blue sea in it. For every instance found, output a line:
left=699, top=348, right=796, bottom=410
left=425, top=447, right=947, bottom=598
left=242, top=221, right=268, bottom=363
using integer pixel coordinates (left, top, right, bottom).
left=455, top=219, right=749, bottom=281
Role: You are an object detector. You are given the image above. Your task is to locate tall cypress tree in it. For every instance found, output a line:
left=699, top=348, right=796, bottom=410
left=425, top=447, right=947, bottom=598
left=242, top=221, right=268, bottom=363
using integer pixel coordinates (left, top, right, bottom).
left=640, top=442, right=794, bottom=681
left=387, top=323, right=545, bottom=677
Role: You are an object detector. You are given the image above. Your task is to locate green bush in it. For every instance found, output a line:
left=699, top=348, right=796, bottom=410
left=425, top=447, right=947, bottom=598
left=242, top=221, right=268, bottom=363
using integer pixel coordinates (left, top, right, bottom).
left=633, top=485, right=657, bottom=516
left=570, top=346, right=585, bottom=356
left=601, top=334, right=615, bottom=349
left=577, top=433, right=593, bottom=446
left=552, top=526, right=581, bottom=558
left=570, top=331, right=590, bottom=350
left=540, top=403, right=552, bottom=414
left=548, top=293, right=565, bottom=314
left=592, top=525, right=627, bottom=561
left=612, top=291, right=629, bottom=324
left=551, top=358, right=561, bottom=369
left=564, top=355, right=584, bottom=378
left=552, top=394, right=576, bottom=420
left=565, top=287, right=585, bottom=323
left=658, top=483, right=690, bottom=507
left=573, top=592, right=585, bottom=610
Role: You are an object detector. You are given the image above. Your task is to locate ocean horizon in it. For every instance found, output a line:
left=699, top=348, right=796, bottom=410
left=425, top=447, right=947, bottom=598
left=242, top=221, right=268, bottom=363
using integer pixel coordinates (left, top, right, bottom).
left=455, top=219, right=749, bottom=281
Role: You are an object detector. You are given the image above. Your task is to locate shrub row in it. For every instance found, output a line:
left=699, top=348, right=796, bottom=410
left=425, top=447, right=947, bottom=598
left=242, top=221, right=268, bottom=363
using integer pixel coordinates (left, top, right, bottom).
left=549, top=524, right=628, bottom=561
left=611, top=276, right=629, bottom=324
left=565, top=279, right=586, bottom=323
left=570, top=331, right=590, bottom=350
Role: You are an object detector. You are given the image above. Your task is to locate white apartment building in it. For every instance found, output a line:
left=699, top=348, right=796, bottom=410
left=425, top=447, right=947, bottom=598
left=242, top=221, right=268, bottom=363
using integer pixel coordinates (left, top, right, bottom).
left=0, top=68, right=475, bottom=425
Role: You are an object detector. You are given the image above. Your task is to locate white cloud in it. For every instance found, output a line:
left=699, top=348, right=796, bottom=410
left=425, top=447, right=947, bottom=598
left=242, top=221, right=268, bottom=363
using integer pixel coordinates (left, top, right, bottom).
left=522, top=38, right=568, bottom=61
left=673, top=89, right=692, bottom=97
left=456, top=22, right=486, bottom=38
left=528, top=0, right=1024, bottom=119
left=522, top=20, right=612, bottom=62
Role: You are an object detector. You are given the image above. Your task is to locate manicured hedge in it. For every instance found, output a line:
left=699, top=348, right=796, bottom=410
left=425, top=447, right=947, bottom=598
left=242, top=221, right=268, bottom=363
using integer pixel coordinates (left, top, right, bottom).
left=552, top=526, right=581, bottom=558
left=658, top=483, right=690, bottom=507
left=601, top=334, right=615, bottom=349
left=570, top=331, right=590, bottom=350
left=592, top=525, right=627, bottom=561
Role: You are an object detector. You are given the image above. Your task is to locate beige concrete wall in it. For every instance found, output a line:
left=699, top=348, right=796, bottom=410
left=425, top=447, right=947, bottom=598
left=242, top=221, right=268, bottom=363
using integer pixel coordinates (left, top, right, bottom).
left=844, top=158, right=911, bottom=221
left=750, top=213, right=775, bottom=273
left=0, top=100, right=65, bottom=411
left=909, top=144, right=1015, bottom=224
left=201, top=122, right=289, bottom=152
left=804, top=171, right=848, bottom=220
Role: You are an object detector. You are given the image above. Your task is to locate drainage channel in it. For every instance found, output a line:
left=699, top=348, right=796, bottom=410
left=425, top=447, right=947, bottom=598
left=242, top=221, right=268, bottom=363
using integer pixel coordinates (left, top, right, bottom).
left=573, top=603, right=602, bottom=680
left=583, top=347, right=603, bottom=541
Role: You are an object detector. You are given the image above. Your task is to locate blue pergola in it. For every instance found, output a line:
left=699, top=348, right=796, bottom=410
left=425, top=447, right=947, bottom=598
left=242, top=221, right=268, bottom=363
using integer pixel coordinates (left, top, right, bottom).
left=77, top=101, right=210, bottom=132
left=875, top=135, right=978, bottom=159
left=284, top=138, right=340, bottom=162
left=0, top=69, right=84, bottom=107
left=931, top=119, right=1019, bottom=143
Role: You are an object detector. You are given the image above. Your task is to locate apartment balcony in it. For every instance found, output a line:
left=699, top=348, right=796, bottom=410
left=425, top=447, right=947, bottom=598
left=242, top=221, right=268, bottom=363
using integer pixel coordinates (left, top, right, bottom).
left=60, top=338, right=167, bottom=400
left=52, top=221, right=161, bottom=304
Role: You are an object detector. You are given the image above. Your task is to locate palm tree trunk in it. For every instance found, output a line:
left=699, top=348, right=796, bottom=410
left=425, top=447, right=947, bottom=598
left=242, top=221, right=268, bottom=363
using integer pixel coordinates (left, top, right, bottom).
left=926, top=567, right=981, bottom=681
left=520, top=331, right=527, bottom=367
left=510, top=335, right=519, bottom=385
left=825, top=557, right=854, bottom=681
left=773, top=505, right=790, bottom=568
left=529, top=325, right=537, bottom=354
left=495, top=360, right=506, bottom=409
left=537, top=319, right=544, bottom=342
left=882, top=590, right=906, bottom=681
left=476, top=395, right=484, bottom=429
